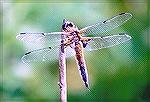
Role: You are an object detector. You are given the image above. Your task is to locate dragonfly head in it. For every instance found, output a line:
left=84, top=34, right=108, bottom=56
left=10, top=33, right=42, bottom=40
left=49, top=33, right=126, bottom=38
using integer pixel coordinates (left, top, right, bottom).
left=62, top=19, right=78, bottom=32
left=63, top=19, right=67, bottom=24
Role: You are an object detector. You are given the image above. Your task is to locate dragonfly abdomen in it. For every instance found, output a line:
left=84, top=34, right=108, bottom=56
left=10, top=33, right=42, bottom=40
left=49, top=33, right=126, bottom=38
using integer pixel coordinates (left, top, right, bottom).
left=74, top=42, right=89, bottom=88
left=79, top=66, right=89, bottom=88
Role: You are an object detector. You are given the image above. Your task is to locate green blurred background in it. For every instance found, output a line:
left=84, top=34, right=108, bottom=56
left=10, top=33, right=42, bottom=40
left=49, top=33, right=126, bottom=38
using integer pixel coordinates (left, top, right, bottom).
left=1, top=0, right=149, bottom=102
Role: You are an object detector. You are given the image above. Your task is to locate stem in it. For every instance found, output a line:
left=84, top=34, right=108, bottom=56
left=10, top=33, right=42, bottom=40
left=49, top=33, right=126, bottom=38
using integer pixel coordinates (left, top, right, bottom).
left=58, top=33, right=67, bottom=102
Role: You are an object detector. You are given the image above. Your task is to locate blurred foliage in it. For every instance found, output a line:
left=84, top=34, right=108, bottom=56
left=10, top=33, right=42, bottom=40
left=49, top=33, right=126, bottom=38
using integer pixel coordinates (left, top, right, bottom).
left=1, top=0, right=150, bottom=102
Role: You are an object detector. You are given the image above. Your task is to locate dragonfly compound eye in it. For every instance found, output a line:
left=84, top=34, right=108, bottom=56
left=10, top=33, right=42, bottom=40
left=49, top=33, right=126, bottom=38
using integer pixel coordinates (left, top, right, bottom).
left=68, top=23, right=73, bottom=27
left=62, top=24, right=67, bottom=30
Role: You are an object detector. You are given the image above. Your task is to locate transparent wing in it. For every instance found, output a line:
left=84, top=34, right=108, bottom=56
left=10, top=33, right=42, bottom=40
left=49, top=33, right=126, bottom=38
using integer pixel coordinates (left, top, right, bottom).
left=21, top=46, right=75, bottom=63
left=16, top=32, right=68, bottom=49
left=16, top=32, right=67, bottom=43
left=85, top=33, right=131, bottom=51
left=21, top=46, right=59, bottom=63
left=80, top=13, right=132, bottom=37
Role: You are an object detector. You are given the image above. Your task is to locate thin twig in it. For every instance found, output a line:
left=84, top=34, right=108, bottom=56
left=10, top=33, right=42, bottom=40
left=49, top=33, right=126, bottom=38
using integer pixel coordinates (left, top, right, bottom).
left=58, top=33, right=67, bottom=102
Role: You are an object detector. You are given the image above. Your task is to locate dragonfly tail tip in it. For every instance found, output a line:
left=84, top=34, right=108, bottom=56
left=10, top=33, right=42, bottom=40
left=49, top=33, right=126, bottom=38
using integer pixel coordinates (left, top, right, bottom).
left=85, top=82, right=89, bottom=88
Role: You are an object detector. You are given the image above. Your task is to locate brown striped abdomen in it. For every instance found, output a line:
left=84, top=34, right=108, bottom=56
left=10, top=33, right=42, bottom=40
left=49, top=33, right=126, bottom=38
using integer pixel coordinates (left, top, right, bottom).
left=74, top=42, right=89, bottom=88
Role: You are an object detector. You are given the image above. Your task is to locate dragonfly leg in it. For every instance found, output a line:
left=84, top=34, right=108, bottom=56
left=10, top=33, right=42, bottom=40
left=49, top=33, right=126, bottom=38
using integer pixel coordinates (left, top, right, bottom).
left=80, top=37, right=91, bottom=42
left=80, top=37, right=91, bottom=48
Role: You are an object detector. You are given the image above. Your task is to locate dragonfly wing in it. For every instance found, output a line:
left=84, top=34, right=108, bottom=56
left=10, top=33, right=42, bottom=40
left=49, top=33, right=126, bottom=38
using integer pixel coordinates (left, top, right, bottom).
left=66, top=46, right=76, bottom=58
left=84, top=33, right=131, bottom=51
left=22, top=46, right=60, bottom=63
left=22, top=46, right=75, bottom=63
left=16, top=32, right=67, bottom=42
left=80, top=13, right=132, bottom=37
left=16, top=32, right=68, bottom=49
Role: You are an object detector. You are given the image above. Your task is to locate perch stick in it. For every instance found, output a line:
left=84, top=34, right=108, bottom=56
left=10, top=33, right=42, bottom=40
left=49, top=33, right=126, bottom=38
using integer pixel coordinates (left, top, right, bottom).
left=58, top=32, right=67, bottom=102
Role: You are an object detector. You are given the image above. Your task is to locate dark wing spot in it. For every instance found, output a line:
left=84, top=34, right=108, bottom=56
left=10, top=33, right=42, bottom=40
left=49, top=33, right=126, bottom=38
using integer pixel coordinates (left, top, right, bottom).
left=119, top=33, right=125, bottom=35
left=41, top=33, right=45, bottom=36
left=103, top=20, right=107, bottom=23
left=25, top=51, right=31, bottom=55
left=49, top=47, right=51, bottom=49
left=119, top=13, right=125, bottom=15
left=20, top=33, right=26, bottom=34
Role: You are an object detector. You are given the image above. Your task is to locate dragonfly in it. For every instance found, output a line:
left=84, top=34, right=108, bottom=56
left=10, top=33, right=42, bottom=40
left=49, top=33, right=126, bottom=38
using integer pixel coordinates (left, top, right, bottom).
left=16, top=13, right=132, bottom=88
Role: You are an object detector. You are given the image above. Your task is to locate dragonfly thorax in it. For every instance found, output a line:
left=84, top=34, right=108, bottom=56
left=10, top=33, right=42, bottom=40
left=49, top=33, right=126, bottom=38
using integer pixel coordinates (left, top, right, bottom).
left=67, top=31, right=82, bottom=49
left=70, top=31, right=81, bottom=42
